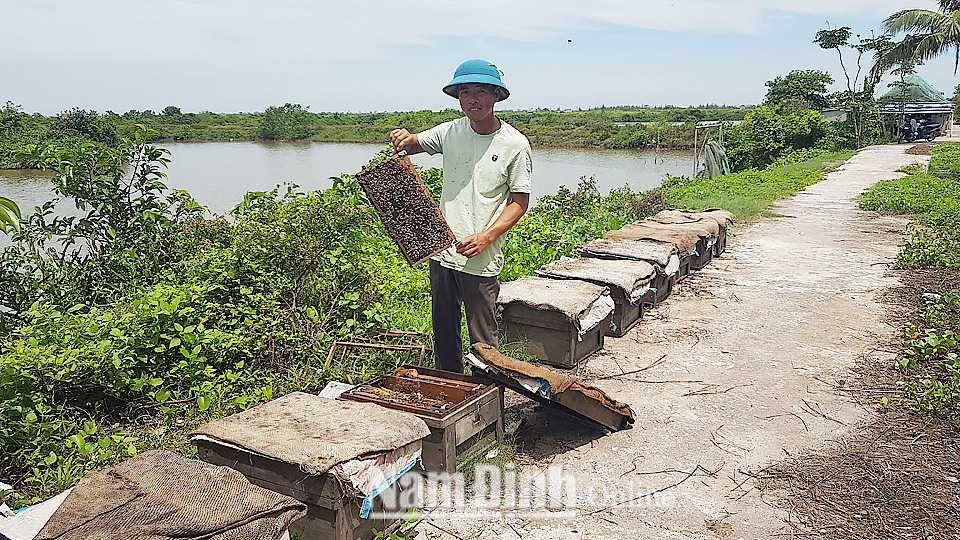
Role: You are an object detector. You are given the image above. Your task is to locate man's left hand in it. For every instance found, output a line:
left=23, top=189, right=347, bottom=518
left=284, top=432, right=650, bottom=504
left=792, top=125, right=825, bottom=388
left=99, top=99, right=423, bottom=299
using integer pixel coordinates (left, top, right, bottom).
left=455, top=232, right=493, bottom=258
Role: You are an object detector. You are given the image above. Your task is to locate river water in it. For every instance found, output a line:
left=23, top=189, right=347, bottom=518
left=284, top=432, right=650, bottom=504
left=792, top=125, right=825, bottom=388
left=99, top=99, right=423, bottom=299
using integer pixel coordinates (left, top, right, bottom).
left=0, top=141, right=693, bottom=217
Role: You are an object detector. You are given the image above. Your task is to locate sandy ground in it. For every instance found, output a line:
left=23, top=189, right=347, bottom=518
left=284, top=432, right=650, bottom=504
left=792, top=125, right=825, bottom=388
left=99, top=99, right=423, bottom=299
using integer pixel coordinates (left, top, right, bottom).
left=416, top=142, right=937, bottom=540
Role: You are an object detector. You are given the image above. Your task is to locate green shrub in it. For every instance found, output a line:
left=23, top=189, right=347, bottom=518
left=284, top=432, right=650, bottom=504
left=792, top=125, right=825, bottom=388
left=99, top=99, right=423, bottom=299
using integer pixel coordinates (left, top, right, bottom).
left=901, top=291, right=960, bottom=419
left=725, top=103, right=832, bottom=171
left=859, top=173, right=960, bottom=267
left=500, top=178, right=667, bottom=281
left=0, top=281, right=275, bottom=503
left=929, top=142, right=960, bottom=175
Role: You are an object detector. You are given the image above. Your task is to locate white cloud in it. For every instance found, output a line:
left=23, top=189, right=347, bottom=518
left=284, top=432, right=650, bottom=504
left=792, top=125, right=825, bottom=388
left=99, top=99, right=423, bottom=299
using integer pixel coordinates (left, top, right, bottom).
left=5, top=0, right=943, bottom=66
left=3, top=0, right=950, bottom=113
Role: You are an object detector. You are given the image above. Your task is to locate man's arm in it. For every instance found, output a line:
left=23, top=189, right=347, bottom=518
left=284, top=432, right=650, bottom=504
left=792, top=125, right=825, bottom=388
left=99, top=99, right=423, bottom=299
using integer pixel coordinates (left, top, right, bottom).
left=389, top=129, right=425, bottom=155
left=455, top=192, right=530, bottom=258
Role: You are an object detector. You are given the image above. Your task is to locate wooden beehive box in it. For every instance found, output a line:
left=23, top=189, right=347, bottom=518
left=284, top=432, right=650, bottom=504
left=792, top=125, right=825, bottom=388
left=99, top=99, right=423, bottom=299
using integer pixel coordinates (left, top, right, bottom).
left=499, top=306, right=609, bottom=368
left=537, top=257, right=658, bottom=338
left=356, top=154, right=455, bottom=266
left=497, top=276, right=614, bottom=369
left=189, top=393, right=429, bottom=540
left=192, top=439, right=405, bottom=540
left=340, top=366, right=503, bottom=474
left=577, top=237, right=679, bottom=305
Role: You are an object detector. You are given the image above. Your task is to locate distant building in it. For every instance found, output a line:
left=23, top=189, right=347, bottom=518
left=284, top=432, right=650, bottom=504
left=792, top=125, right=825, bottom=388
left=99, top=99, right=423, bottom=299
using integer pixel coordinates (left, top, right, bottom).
left=819, top=108, right=848, bottom=122
left=878, top=74, right=954, bottom=134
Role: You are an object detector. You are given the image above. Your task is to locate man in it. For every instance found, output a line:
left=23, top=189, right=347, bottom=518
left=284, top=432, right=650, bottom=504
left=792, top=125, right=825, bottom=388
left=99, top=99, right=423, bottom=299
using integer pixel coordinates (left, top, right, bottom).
left=390, top=59, right=532, bottom=373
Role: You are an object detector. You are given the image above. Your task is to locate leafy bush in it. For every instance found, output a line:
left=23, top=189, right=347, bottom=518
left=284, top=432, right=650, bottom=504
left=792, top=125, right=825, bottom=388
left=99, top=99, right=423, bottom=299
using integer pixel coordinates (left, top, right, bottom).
left=51, top=108, right=119, bottom=146
left=1, top=128, right=204, bottom=330
left=0, top=281, right=277, bottom=503
left=500, top=178, right=667, bottom=281
left=896, top=227, right=960, bottom=268
left=725, top=102, right=832, bottom=171
left=901, top=291, right=960, bottom=419
left=258, top=103, right=316, bottom=140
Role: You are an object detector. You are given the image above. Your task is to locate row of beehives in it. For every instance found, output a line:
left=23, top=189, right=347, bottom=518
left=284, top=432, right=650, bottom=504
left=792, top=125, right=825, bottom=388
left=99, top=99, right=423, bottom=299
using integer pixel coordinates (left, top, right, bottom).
left=496, top=208, right=735, bottom=369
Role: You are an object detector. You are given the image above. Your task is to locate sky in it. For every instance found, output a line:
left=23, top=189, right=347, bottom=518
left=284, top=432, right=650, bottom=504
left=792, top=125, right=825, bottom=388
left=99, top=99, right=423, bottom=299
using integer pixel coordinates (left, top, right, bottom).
left=3, top=0, right=958, bottom=115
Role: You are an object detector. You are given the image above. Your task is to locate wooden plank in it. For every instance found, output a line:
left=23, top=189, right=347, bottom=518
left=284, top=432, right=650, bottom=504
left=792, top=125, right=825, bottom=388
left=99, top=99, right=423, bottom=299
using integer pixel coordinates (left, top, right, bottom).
left=453, top=390, right=502, bottom=446
left=194, top=442, right=341, bottom=504
left=552, top=387, right=630, bottom=431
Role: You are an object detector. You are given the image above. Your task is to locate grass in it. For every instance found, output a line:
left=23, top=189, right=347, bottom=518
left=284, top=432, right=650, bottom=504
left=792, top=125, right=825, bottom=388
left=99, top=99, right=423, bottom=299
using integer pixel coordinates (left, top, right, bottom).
left=660, top=150, right=856, bottom=221
left=859, top=172, right=960, bottom=268
left=858, top=142, right=960, bottom=420
left=929, top=141, right=960, bottom=174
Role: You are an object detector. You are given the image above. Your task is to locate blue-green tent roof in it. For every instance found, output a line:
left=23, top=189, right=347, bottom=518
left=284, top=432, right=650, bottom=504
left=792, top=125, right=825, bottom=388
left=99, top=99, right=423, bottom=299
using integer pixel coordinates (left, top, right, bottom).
left=880, top=74, right=948, bottom=102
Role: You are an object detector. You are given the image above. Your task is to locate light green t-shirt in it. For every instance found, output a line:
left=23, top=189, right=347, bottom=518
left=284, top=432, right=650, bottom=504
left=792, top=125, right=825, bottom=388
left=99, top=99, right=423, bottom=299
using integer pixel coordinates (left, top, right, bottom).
left=418, top=117, right=533, bottom=277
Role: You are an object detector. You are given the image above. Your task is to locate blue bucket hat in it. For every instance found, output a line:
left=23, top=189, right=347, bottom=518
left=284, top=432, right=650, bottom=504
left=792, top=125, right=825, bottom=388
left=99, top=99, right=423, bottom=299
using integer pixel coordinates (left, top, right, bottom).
left=442, top=59, right=510, bottom=102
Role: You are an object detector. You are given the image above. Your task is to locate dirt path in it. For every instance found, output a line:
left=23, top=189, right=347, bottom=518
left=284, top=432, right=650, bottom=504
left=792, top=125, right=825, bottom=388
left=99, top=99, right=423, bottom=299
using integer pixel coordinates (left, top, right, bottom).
left=420, top=143, right=934, bottom=540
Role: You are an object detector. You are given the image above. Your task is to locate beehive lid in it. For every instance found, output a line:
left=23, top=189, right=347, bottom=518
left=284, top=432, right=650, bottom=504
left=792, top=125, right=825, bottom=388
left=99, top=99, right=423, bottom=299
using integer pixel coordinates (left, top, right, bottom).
left=536, top=257, right=655, bottom=297
left=356, top=154, right=455, bottom=266
left=497, top=275, right=609, bottom=324
left=603, top=220, right=701, bottom=255
left=664, top=208, right=735, bottom=228
left=651, top=209, right=720, bottom=240
left=577, top=237, right=679, bottom=271
left=189, top=392, right=430, bottom=476
left=469, top=343, right=635, bottom=431
left=31, top=450, right=306, bottom=540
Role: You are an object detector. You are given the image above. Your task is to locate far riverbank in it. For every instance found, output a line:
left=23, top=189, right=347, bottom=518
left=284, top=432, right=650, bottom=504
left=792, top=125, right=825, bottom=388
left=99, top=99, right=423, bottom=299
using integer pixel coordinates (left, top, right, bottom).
left=1, top=141, right=694, bottom=216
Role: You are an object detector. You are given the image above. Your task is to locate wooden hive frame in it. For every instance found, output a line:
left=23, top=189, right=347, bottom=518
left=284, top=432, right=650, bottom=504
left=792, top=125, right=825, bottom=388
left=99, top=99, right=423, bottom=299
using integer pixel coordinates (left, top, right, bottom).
left=341, top=366, right=503, bottom=474
left=356, top=153, right=456, bottom=266
left=304, top=329, right=431, bottom=389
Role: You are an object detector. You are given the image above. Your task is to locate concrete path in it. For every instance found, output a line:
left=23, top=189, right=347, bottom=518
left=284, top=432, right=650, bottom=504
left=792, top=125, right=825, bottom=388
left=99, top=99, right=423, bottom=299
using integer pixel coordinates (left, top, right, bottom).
left=421, top=143, right=933, bottom=539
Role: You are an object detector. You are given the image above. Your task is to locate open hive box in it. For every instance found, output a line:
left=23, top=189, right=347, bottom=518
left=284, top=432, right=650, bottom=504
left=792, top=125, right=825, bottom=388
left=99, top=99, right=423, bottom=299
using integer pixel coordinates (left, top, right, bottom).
left=356, top=153, right=455, bottom=266
left=340, top=366, right=503, bottom=474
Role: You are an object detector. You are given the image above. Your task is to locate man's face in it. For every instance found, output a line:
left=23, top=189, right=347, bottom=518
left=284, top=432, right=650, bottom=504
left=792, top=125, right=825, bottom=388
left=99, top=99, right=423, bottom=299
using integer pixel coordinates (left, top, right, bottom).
left=457, top=83, right=499, bottom=123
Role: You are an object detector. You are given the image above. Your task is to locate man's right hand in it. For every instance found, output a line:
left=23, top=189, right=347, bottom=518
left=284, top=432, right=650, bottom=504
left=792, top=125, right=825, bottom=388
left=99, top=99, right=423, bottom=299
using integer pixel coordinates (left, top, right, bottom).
left=390, top=129, right=424, bottom=155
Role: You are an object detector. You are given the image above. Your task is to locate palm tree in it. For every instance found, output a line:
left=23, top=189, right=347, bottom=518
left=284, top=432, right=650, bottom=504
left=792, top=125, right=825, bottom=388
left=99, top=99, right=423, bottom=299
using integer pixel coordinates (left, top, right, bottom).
left=877, top=0, right=960, bottom=75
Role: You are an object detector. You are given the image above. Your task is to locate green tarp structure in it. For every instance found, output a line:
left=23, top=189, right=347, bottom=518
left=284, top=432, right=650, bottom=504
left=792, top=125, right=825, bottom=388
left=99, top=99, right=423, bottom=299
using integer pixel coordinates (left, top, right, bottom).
left=704, top=140, right=730, bottom=179
left=880, top=74, right=947, bottom=103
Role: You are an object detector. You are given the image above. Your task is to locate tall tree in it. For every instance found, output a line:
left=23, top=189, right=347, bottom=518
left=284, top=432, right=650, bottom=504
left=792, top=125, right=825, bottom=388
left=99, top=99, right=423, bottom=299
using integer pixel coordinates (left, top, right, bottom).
left=877, top=0, right=960, bottom=74
left=765, top=70, right=835, bottom=109
left=814, top=28, right=890, bottom=148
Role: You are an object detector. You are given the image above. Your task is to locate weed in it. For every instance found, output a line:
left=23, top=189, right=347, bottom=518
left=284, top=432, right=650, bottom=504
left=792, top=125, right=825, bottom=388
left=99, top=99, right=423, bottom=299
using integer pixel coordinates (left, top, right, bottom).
left=897, top=163, right=927, bottom=175
left=373, top=508, right=421, bottom=540
left=900, top=291, right=960, bottom=419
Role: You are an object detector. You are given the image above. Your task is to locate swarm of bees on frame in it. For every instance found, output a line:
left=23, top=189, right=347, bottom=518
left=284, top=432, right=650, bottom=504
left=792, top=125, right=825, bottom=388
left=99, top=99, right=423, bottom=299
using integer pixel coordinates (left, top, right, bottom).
left=357, top=154, right=455, bottom=266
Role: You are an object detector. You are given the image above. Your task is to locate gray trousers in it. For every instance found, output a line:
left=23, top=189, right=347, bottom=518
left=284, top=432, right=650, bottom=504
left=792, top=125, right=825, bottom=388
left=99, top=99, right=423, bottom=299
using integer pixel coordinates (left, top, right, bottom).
left=429, top=260, right=499, bottom=373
